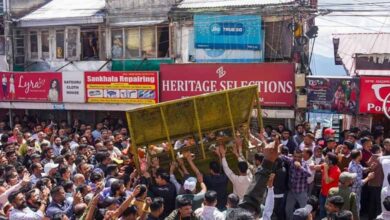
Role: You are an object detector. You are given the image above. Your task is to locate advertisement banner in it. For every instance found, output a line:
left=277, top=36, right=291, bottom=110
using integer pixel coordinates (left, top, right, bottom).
left=1, top=72, right=62, bottom=102
left=194, top=15, right=262, bottom=50
left=195, top=49, right=263, bottom=63
left=160, top=63, right=295, bottom=107
left=307, top=77, right=359, bottom=114
left=62, top=71, right=85, bottom=103
left=85, top=72, right=159, bottom=104
left=359, top=76, right=390, bottom=114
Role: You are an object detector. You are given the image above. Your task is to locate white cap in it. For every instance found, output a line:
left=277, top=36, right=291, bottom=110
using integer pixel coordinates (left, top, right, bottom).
left=183, top=177, right=197, bottom=191
left=44, top=163, right=59, bottom=175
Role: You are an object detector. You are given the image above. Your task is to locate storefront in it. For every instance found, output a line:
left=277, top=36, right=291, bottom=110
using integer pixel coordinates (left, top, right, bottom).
left=358, top=76, right=390, bottom=135
left=159, top=63, right=296, bottom=125
left=0, top=71, right=157, bottom=126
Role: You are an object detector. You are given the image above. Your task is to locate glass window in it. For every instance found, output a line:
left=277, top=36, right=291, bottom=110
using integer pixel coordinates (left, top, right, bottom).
left=157, top=26, right=169, bottom=57
left=67, top=28, right=78, bottom=59
left=41, top=31, right=50, bottom=59
left=81, top=30, right=99, bottom=60
left=30, top=32, right=38, bottom=59
left=56, top=30, right=64, bottom=59
left=141, top=27, right=156, bottom=57
left=111, top=29, right=123, bottom=59
left=100, top=29, right=106, bottom=59
left=125, top=28, right=140, bottom=58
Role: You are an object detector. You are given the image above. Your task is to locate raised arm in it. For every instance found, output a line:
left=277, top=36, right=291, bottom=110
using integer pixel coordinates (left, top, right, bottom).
left=184, top=152, right=201, bottom=175
left=177, top=157, right=190, bottom=176
left=220, top=146, right=238, bottom=182
left=196, top=173, right=207, bottom=194
left=112, top=185, right=141, bottom=219
left=239, top=141, right=279, bottom=214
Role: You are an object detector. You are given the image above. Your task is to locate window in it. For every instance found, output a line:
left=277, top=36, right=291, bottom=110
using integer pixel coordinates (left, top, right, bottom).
left=81, top=29, right=99, bottom=60
left=0, top=24, right=4, bottom=56
left=112, top=25, right=170, bottom=59
left=41, top=31, right=50, bottom=59
left=125, top=28, right=140, bottom=58
left=30, top=31, right=38, bottom=59
left=56, top=30, right=64, bottom=59
left=157, top=26, right=169, bottom=57
left=111, top=29, right=123, bottom=59
left=141, top=27, right=156, bottom=57
left=66, top=28, right=79, bottom=60
left=14, top=30, right=25, bottom=65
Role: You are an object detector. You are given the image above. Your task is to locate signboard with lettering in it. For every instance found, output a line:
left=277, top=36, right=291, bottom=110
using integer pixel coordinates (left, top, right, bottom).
left=62, top=71, right=85, bottom=103
left=0, top=72, right=62, bottom=102
left=359, top=76, right=390, bottom=114
left=194, top=15, right=262, bottom=50
left=160, top=63, right=295, bottom=107
left=85, top=71, right=159, bottom=104
left=307, top=77, right=359, bottom=114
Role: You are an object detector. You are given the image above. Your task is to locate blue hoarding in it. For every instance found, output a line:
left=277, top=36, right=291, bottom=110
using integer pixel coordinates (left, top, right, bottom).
left=194, top=15, right=262, bottom=50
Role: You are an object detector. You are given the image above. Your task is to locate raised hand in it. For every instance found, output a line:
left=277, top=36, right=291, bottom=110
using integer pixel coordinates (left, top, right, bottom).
left=263, top=142, right=279, bottom=162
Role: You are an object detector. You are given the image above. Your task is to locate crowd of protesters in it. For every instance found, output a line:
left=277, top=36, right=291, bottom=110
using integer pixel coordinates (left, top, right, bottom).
left=0, top=114, right=389, bottom=220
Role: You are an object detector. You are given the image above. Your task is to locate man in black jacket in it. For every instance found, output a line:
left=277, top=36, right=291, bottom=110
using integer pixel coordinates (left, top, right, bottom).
left=282, top=129, right=298, bottom=154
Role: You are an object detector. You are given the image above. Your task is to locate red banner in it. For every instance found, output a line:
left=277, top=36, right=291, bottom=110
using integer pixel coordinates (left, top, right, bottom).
left=160, top=63, right=295, bottom=107
left=359, top=76, right=390, bottom=114
left=1, top=72, right=62, bottom=102
left=85, top=72, right=159, bottom=104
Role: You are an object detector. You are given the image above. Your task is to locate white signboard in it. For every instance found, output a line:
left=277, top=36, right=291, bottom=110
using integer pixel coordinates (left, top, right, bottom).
left=62, top=71, right=85, bottom=103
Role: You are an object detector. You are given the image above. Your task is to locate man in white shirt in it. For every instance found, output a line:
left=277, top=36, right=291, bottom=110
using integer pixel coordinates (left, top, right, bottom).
left=380, top=155, right=390, bottom=187
left=52, top=137, right=63, bottom=157
left=36, top=132, right=50, bottom=147
left=220, top=146, right=252, bottom=200
left=382, top=173, right=390, bottom=213
left=194, top=190, right=224, bottom=220
left=299, top=133, right=316, bottom=151
left=104, top=140, right=122, bottom=159
left=303, top=148, right=315, bottom=193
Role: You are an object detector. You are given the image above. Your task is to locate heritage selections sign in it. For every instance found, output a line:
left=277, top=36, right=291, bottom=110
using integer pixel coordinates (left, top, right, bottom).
left=85, top=71, right=159, bottom=104
left=359, top=76, right=390, bottom=114
left=307, top=77, right=359, bottom=114
left=1, top=72, right=62, bottom=102
left=160, top=63, right=295, bottom=107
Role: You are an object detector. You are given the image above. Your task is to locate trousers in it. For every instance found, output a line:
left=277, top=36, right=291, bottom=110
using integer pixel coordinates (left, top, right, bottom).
left=285, top=191, right=308, bottom=220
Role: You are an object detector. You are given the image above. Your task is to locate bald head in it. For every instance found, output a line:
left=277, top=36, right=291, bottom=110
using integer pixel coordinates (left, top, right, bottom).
left=74, top=174, right=85, bottom=187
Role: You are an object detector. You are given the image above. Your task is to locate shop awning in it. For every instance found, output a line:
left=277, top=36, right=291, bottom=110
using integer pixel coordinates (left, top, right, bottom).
left=18, top=0, right=105, bottom=27
left=111, top=59, right=174, bottom=71
left=110, top=20, right=166, bottom=27
left=0, top=102, right=146, bottom=111
left=333, top=33, right=390, bottom=76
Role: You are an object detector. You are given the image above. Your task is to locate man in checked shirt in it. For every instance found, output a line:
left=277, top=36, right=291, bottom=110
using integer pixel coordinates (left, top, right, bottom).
left=281, top=149, right=311, bottom=220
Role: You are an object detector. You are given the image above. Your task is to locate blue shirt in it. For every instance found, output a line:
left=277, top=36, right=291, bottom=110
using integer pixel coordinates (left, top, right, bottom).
left=46, top=200, right=73, bottom=219
left=92, top=130, right=101, bottom=140
left=348, top=160, right=364, bottom=194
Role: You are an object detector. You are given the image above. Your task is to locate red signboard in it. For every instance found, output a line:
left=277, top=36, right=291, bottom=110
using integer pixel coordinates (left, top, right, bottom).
left=359, top=76, right=390, bottom=114
left=85, top=72, right=159, bottom=104
left=160, top=63, right=295, bottom=107
left=1, top=72, right=62, bottom=102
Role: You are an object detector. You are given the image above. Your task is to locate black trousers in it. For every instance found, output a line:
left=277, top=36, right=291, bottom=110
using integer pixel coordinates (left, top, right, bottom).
left=272, top=196, right=286, bottom=220
left=367, top=186, right=382, bottom=220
